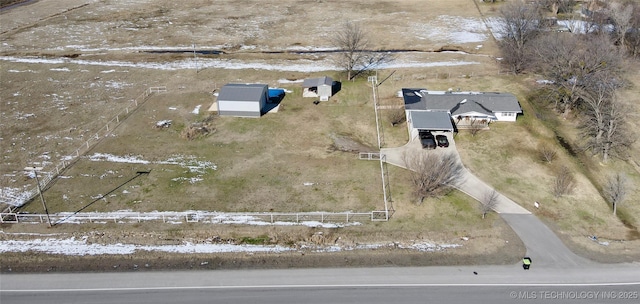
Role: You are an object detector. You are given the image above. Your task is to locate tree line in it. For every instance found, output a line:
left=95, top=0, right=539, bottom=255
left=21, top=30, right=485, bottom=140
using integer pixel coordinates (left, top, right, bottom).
left=498, top=0, right=634, bottom=213
left=498, top=0, right=638, bottom=163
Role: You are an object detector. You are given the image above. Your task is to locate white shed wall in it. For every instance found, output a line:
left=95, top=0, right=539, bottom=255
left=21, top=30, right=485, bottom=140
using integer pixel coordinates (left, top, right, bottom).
left=218, top=100, right=261, bottom=113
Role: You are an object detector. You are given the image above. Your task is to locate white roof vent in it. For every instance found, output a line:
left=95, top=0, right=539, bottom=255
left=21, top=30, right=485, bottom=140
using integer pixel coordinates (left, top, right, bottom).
left=460, top=99, right=467, bottom=104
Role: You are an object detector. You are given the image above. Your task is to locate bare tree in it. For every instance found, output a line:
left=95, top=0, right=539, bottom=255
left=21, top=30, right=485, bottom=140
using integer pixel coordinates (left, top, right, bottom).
left=577, top=78, right=617, bottom=157
left=497, top=0, right=543, bottom=74
left=552, top=165, right=575, bottom=198
left=330, top=21, right=392, bottom=80
left=626, top=27, right=640, bottom=57
left=402, top=151, right=464, bottom=203
left=538, top=0, right=575, bottom=15
left=603, top=172, right=628, bottom=215
left=385, top=108, right=406, bottom=127
left=538, top=144, right=558, bottom=163
left=576, top=76, right=633, bottom=162
left=481, top=189, right=499, bottom=219
left=625, top=4, right=640, bottom=57
left=600, top=96, right=634, bottom=162
left=609, top=1, right=635, bottom=50
left=532, top=33, right=624, bottom=117
left=468, top=118, right=486, bottom=136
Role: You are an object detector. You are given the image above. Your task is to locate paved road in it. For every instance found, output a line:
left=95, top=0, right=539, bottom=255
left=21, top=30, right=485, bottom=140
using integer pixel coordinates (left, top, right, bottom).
left=380, top=134, right=592, bottom=268
left=3, top=266, right=639, bottom=303
left=502, top=214, right=593, bottom=267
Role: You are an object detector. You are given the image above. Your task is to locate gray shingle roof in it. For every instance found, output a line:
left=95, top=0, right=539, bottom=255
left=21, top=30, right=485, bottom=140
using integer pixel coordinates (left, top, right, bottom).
left=303, top=76, right=333, bottom=88
left=403, top=89, right=522, bottom=113
left=218, top=83, right=267, bottom=102
left=410, top=111, right=454, bottom=131
left=450, top=100, right=494, bottom=116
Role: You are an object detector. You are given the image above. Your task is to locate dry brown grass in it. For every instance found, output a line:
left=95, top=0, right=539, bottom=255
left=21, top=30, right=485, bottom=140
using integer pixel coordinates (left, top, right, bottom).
left=2, top=0, right=638, bottom=268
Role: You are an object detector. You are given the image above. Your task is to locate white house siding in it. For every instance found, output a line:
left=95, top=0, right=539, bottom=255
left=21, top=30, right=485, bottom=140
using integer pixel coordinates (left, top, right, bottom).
left=494, top=112, right=518, bottom=122
left=406, top=110, right=415, bottom=139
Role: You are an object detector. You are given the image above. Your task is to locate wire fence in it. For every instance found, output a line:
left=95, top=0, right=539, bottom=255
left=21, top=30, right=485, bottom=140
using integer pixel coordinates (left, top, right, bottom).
left=0, top=87, right=166, bottom=210
left=0, top=211, right=381, bottom=225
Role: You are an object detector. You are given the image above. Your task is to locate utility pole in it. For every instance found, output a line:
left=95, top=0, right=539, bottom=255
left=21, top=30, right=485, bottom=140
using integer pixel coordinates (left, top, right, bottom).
left=25, top=167, right=51, bottom=227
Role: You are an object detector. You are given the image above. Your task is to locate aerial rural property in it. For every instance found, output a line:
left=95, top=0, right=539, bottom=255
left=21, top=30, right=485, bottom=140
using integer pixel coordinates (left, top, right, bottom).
left=0, top=0, right=639, bottom=276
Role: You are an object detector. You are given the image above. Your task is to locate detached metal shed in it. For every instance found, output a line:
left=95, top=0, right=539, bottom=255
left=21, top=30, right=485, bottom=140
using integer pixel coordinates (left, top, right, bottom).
left=302, top=76, right=333, bottom=101
left=217, top=83, right=269, bottom=117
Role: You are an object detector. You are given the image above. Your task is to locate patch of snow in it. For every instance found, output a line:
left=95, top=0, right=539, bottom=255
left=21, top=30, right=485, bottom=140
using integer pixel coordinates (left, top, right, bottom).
left=278, top=79, right=304, bottom=83
left=168, top=107, right=177, bottom=110
left=1, top=56, right=479, bottom=73
left=192, top=105, right=201, bottom=114
left=171, top=177, right=204, bottom=184
left=411, top=16, right=488, bottom=44
left=0, top=238, right=293, bottom=255
left=50, top=67, right=70, bottom=72
left=536, top=79, right=555, bottom=85
left=88, top=153, right=150, bottom=164
left=100, top=69, right=116, bottom=73
left=156, top=120, right=172, bottom=128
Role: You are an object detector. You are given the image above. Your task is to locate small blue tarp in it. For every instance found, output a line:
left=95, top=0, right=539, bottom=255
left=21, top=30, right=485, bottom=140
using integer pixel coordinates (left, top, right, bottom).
left=268, top=89, right=285, bottom=99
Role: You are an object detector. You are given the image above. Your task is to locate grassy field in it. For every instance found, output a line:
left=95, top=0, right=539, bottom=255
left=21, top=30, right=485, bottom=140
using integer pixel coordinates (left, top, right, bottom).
left=1, top=0, right=638, bottom=270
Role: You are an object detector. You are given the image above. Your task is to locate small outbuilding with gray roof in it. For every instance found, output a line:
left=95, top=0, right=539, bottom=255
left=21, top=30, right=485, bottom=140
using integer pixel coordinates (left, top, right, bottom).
left=303, top=76, right=334, bottom=101
left=217, top=83, right=269, bottom=117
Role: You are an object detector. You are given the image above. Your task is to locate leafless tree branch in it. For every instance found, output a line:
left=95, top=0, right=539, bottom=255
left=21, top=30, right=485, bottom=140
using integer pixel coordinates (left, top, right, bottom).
left=552, top=165, right=575, bottom=198
left=402, top=151, right=464, bottom=204
left=481, top=189, right=499, bottom=219
left=603, top=172, right=628, bottom=215
left=330, top=21, right=393, bottom=80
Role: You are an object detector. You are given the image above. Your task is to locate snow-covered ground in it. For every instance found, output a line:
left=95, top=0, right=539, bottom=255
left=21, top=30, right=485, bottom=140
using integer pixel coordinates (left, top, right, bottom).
left=0, top=237, right=293, bottom=255
left=0, top=54, right=481, bottom=73
left=0, top=232, right=461, bottom=256
left=31, top=210, right=365, bottom=228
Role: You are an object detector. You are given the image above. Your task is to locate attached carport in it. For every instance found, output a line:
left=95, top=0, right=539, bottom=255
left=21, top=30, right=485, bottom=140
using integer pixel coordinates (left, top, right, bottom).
left=407, top=111, right=454, bottom=140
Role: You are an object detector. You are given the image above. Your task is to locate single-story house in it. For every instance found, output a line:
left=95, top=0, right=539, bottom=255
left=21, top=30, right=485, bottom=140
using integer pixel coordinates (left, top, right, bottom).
left=217, top=83, right=269, bottom=117
left=402, top=88, right=522, bottom=135
left=302, top=76, right=334, bottom=101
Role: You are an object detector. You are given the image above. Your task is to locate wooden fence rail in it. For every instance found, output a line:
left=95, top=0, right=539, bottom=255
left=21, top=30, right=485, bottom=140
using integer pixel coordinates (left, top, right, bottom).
left=0, top=211, right=381, bottom=225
